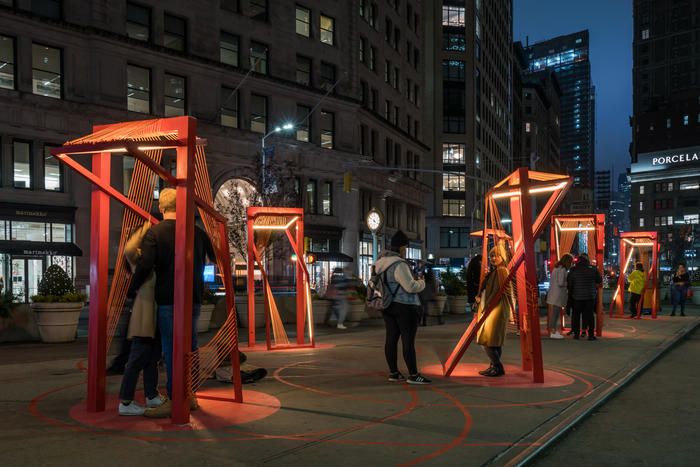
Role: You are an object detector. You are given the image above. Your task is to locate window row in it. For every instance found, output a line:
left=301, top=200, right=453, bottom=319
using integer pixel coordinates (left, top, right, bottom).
left=0, top=220, right=73, bottom=243
left=440, top=227, right=470, bottom=248
left=297, top=179, right=333, bottom=216
left=0, top=36, right=62, bottom=99
left=295, top=6, right=335, bottom=46
left=1, top=141, right=63, bottom=191
left=295, top=55, right=336, bottom=91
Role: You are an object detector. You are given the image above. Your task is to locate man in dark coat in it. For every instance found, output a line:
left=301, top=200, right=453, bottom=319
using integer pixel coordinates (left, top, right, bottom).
left=466, top=255, right=482, bottom=312
left=566, top=254, right=602, bottom=340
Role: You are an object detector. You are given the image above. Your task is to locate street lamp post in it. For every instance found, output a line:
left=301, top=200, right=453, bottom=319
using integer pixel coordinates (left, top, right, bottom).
left=260, top=123, right=294, bottom=201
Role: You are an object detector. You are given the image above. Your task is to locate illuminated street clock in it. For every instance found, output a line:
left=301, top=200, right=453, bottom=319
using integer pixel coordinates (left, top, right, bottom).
left=366, top=208, right=384, bottom=233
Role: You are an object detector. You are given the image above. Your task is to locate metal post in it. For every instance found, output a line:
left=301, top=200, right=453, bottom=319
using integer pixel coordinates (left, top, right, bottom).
left=372, top=232, right=378, bottom=262
left=86, top=150, right=110, bottom=413
left=172, top=117, right=196, bottom=424
left=296, top=215, right=305, bottom=345
left=246, top=210, right=256, bottom=347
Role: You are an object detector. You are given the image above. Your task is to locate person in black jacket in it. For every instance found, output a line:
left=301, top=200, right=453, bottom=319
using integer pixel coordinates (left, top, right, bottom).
left=566, top=254, right=602, bottom=340
left=128, top=188, right=214, bottom=417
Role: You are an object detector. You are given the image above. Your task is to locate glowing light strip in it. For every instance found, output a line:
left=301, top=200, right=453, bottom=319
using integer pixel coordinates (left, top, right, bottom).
left=558, top=226, right=596, bottom=232
left=612, top=248, right=636, bottom=303
left=623, top=239, right=655, bottom=247
left=491, top=181, right=568, bottom=199
left=252, top=216, right=300, bottom=230
left=59, top=145, right=179, bottom=155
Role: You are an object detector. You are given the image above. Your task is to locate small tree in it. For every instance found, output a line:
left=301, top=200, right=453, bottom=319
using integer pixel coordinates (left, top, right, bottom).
left=33, top=265, right=85, bottom=302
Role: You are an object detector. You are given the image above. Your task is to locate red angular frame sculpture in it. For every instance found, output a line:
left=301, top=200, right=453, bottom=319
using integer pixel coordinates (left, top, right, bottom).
left=246, top=207, right=315, bottom=350
left=443, top=168, right=572, bottom=383
left=549, top=214, right=606, bottom=336
left=609, top=231, right=660, bottom=319
left=51, top=117, right=243, bottom=424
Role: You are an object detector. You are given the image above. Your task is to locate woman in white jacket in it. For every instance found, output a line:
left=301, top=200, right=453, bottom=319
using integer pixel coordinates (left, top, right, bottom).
left=546, top=253, right=573, bottom=339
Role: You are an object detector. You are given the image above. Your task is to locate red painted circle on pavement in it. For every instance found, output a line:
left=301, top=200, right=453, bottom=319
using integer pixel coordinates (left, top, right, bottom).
left=420, top=363, right=575, bottom=388
left=69, top=388, right=280, bottom=432
left=241, top=342, right=336, bottom=352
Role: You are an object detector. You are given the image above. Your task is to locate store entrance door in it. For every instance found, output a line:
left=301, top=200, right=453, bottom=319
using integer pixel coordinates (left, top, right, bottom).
left=11, top=256, right=45, bottom=303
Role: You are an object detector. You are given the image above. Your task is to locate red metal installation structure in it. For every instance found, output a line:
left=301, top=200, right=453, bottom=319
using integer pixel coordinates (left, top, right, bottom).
left=246, top=207, right=315, bottom=350
left=609, top=231, right=660, bottom=319
left=550, top=214, right=606, bottom=336
left=51, top=117, right=243, bottom=424
left=443, top=168, right=572, bottom=383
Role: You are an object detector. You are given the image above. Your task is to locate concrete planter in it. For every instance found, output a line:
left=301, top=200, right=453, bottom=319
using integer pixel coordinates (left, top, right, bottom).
left=428, top=295, right=447, bottom=316
left=447, top=295, right=469, bottom=314
left=692, top=287, right=700, bottom=305
left=312, top=299, right=331, bottom=324
left=345, top=298, right=368, bottom=322
left=31, top=302, right=84, bottom=343
left=197, top=304, right=215, bottom=333
left=236, top=296, right=266, bottom=328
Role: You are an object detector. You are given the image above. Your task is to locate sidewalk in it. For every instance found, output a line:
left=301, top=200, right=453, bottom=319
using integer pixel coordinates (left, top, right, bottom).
left=1, top=308, right=698, bottom=466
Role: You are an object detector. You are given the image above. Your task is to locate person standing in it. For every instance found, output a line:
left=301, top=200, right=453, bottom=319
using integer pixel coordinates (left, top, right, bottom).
left=546, top=254, right=573, bottom=339
left=671, top=264, right=690, bottom=316
left=128, top=188, right=214, bottom=418
left=567, top=254, right=602, bottom=340
left=327, top=268, right=349, bottom=329
left=475, top=243, right=512, bottom=377
left=374, top=230, right=430, bottom=385
left=118, top=223, right=166, bottom=416
left=627, top=262, right=645, bottom=318
left=466, top=254, right=483, bottom=313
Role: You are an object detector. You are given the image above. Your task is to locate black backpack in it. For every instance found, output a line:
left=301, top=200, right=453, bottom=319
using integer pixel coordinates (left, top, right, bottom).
left=366, top=261, right=405, bottom=310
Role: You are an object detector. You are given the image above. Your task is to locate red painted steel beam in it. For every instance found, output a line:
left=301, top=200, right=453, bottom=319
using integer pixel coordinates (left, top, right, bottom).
left=124, top=144, right=178, bottom=186
left=172, top=117, right=196, bottom=424
left=246, top=213, right=256, bottom=347
left=87, top=151, right=110, bottom=412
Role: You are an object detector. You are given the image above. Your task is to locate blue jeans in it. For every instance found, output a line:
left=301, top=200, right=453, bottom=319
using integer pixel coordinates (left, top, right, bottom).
left=672, top=286, right=688, bottom=314
left=158, top=304, right=200, bottom=398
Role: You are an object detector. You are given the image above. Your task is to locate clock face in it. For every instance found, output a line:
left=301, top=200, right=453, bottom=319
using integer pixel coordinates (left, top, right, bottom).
left=367, top=212, right=382, bottom=231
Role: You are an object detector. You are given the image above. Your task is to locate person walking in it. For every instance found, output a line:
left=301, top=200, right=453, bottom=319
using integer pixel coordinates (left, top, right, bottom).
left=627, top=262, right=645, bottom=318
left=374, top=230, right=430, bottom=385
left=567, top=254, right=602, bottom=340
left=475, top=242, right=512, bottom=377
left=327, top=268, right=349, bottom=329
left=466, top=254, right=482, bottom=314
left=546, top=254, right=573, bottom=339
left=118, top=223, right=166, bottom=416
left=128, top=188, right=215, bottom=418
left=671, top=264, right=690, bottom=316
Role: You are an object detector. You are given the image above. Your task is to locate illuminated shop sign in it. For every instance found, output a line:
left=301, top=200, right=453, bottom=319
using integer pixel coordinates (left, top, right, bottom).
left=632, top=145, right=700, bottom=174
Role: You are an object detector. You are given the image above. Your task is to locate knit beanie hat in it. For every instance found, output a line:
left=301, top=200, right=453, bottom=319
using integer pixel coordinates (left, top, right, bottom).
left=390, top=230, right=409, bottom=251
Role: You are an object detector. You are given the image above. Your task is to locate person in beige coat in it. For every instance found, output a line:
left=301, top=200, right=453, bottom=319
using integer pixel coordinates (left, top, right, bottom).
left=118, top=223, right=166, bottom=416
left=475, top=242, right=513, bottom=377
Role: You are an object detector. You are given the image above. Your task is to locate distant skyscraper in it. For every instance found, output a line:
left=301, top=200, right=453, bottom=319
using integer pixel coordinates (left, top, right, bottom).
left=523, top=31, right=596, bottom=191
left=594, top=170, right=611, bottom=212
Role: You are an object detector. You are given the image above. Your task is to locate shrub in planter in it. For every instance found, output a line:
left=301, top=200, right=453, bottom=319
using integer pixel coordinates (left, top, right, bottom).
left=31, top=265, right=85, bottom=343
left=441, top=268, right=469, bottom=314
left=0, top=290, right=19, bottom=318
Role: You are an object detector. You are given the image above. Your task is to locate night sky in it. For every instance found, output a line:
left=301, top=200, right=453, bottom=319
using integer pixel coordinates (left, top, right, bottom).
left=514, top=0, right=633, bottom=182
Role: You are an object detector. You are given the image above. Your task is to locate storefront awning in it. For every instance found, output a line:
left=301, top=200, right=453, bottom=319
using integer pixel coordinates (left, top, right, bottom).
left=309, top=251, right=354, bottom=263
left=0, top=241, right=83, bottom=256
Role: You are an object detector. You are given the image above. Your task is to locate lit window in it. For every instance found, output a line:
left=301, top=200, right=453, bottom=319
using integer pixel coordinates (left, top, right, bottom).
left=250, top=42, right=268, bottom=74
left=164, top=13, right=186, bottom=51
left=680, top=181, right=699, bottom=191
left=442, top=199, right=466, bottom=217
left=0, top=35, right=15, bottom=90
left=127, top=65, right=150, bottom=113
left=442, top=173, right=465, bottom=191
left=220, top=32, right=239, bottom=67
left=126, top=3, right=150, bottom=41
left=296, top=6, right=311, bottom=37
left=442, top=143, right=465, bottom=164
left=164, top=73, right=186, bottom=116
left=320, top=182, right=332, bottom=215
left=639, top=218, right=645, bottom=227
left=296, top=105, right=311, bottom=142
left=441, top=5, right=465, bottom=27
left=639, top=201, right=644, bottom=211
left=32, top=44, right=62, bottom=99
left=639, top=185, right=645, bottom=194
left=666, top=118, right=671, bottom=128
left=684, top=214, right=699, bottom=225
left=296, top=55, right=312, bottom=86
left=320, top=111, right=334, bottom=149
left=305, top=180, right=317, bottom=213
left=442, top=59, right=465, bottom=81
left=250, top=94, right=267, bottom=134
left=13, top=141, right=32, bottom=189
left=525, top=122, right=531, bottom=132
left=220, top=86, right=238, bottom=128
left=641, top=28, right=649, bottom=40
left=320, top=15, right=335, bottom=45
left=44, top=145, right=62, bottom=191
left=683, top=115, right=689, bottom=126
left=11, top=221, right=46, bottom=241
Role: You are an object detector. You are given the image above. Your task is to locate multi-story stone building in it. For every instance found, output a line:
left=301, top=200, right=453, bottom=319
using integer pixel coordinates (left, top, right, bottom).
left=425, top=0, right=513, bottom=264
left=0, top=0, right=431, bottom=301
left=630, top=0, right=700, bottom=271
left=520, top=69, right=561, bottom=173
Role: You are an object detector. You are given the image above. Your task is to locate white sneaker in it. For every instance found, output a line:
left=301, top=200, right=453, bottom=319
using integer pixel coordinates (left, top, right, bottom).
left=146, top=394, right=166, bottom=408
left=337, top=323, right=347, bottom=329
left=550, top=332, right=564, bottom=340
left=118, top=401, right=145, bottom=416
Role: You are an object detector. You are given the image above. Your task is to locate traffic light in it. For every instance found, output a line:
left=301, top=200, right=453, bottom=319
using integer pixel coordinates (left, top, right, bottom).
left=343, top=172, right=352, bottom=192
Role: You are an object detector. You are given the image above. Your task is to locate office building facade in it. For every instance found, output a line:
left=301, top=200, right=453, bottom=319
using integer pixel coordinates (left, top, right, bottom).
left=630, top=0, right=700, bottom=271
left=0, top=0, right=430, bottom=301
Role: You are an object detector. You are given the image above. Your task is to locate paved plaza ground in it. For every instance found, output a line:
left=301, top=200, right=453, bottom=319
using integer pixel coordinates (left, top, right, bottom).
left=1, top=308, right=698, bottom=466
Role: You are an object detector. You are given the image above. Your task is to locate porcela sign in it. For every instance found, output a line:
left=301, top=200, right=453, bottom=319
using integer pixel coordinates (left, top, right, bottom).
left=633, top=145, right=700, bottom=173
